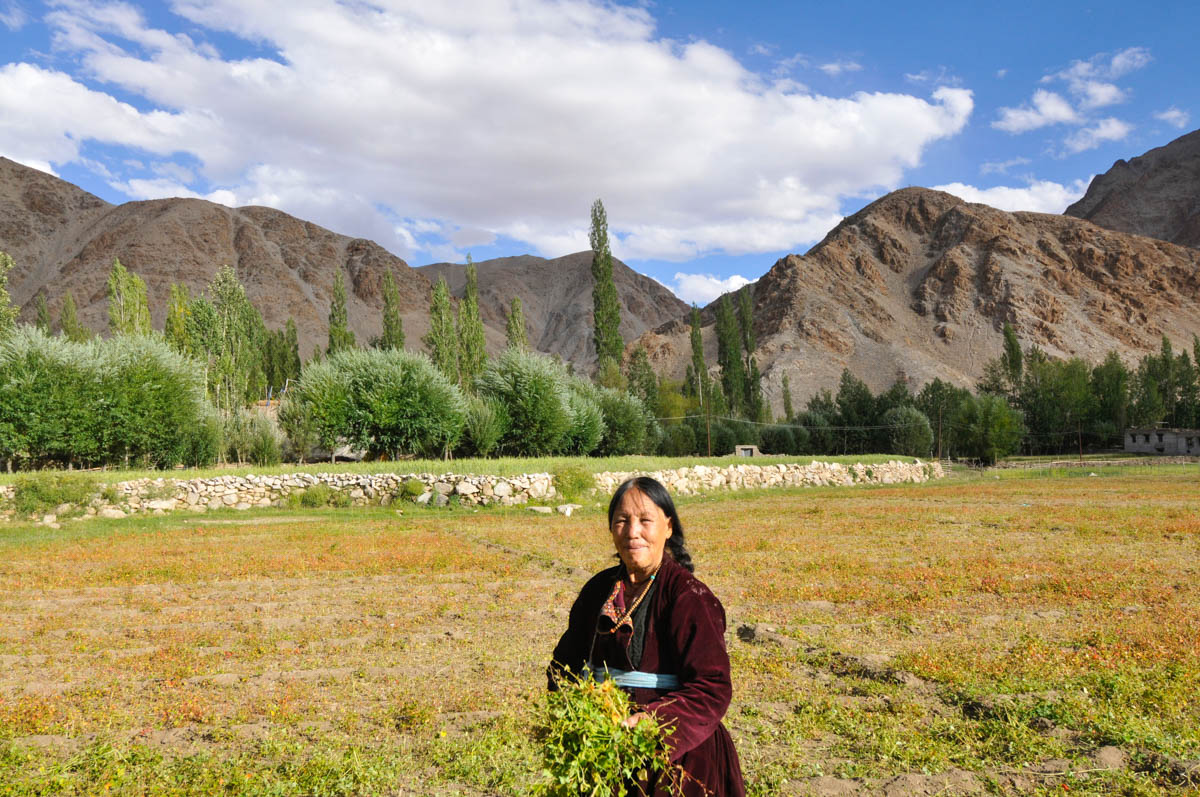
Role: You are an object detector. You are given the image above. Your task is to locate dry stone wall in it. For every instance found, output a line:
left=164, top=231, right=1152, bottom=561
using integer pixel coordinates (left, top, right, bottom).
left=0, top=459, right=941, bottom=523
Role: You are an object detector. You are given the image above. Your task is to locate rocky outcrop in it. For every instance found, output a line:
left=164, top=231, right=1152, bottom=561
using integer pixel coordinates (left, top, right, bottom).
left=0, top=460, right=941, bottom=523
left=1065, top=128, right=1200, bottom=249
left=418, top=253, right=688, bottom=366
left=637, top=187, right=1200, bottom=411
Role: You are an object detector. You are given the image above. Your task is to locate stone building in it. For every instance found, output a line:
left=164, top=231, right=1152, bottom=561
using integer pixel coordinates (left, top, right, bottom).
left=1124, top=427, right=1200, bottom=455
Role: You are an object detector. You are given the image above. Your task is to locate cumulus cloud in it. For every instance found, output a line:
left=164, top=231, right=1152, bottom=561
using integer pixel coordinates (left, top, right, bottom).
left=932, top=178, right=1090, bottom=214
left=1155, top=107, right=1190, bottom=129
left=672, top=272, right=751, bottom=305
left=2, top=0, right=974, bottom=262
left=994, top=89, right=1078, bottom=132
left=1064, top=118, right=1132, bottom=154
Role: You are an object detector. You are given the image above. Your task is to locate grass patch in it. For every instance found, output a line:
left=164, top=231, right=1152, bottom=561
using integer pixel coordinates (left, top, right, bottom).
left=9, top=472, right=99, bottom=515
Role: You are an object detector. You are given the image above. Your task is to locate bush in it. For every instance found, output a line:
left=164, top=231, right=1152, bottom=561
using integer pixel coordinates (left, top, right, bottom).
left=953, top=394, right=1025, bottom=464
left=563, top=388, right=604, bottom=456
left=660, top=423, right=697, bottom=456
left=224, top=409, right=281, bottom=465
left=794, top=410, right=833, bottom=455
left=591, top=386, right=650, bottom=456
left=553, top=465, right=595, bottom=502
left=247, top=416, right=283, bottom=466
left=882, top=405, right=933, bottom=457
left=293, top=483, right=350, bottom=508
left=477, top=349, right=574, bottom=456
left=708, top=420, right=737, bottom=457
left=181, top=409, right=222, bottom=468
left=287, top=349, right=467, bottom=460
left=400, top=478, right=425, bottom=500
left=11, top=472, right=99, bottom=515
left=460, top=396, right=510, bottom=457
left=759, top=424, right=795, bottom=455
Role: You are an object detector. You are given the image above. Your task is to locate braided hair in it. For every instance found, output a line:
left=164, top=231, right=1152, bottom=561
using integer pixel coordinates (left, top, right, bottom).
left=607, top=476, right=694, bottom=573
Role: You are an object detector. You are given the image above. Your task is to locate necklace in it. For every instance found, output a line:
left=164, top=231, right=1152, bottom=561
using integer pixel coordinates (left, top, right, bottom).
left=612, top=569, right=657, bottom=630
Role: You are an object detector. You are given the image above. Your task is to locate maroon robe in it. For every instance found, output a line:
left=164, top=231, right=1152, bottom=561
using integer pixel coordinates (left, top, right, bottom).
left=550, top=556, right=745, bottom=796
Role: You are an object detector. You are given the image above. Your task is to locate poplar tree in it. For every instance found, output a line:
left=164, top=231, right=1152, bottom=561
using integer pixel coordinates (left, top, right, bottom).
left=781, top=373, right=795, bottom=422
left=626, top=345, right=658, bottom=411
left=424, top=275, right=458, bottom=381
left=380, top=268, right=406, bottom=350
left=687, top=305, right=707, bottom=401
left=106, top=258, right=151, bottom=336
left=589, top=199, right=623, bottom=368
left=456, top=255, right=487, bottom=389
left=505, top=296, right=528, bottom=350
left=190, top=266, right=267, bottom=413
left=1001, top=322, right=1023, bottom=392
left=327, top=271, right=356, bottom=354
left=714, top=294, right=745, bottom=416
left=34, top=294, right=51, bottom=333
left=59, top=292, right=91, bottom=343
left=0, top=251, right=16, bottom=336
left=164, top=283, right=192, bottom=354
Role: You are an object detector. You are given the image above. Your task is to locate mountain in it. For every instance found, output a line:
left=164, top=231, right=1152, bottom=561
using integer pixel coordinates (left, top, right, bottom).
left=418, top=253, right=688, bottom=366
left=637, top=187, right=1200, bottom=410
left=1065, top=128, right=1200, bottom=249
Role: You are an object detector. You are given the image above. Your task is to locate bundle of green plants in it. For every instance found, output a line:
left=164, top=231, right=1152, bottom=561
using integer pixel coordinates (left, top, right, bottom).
left=553, top=464, right=595, bottom=503
left=536, top=676, right=679, bottom=796
left=11, top=472, right=99, bottom=515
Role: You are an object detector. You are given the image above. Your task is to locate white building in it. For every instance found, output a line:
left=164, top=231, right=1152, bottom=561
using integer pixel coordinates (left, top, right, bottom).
left=1124, top=427, right=1200, bottom=455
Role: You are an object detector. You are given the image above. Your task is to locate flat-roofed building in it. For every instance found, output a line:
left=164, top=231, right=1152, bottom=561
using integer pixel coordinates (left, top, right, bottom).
left=1124, top=427, right=1200, bottom=455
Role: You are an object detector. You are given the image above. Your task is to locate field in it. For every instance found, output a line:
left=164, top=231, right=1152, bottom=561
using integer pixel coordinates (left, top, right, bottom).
left=1, top=466, right=1197, bottom=795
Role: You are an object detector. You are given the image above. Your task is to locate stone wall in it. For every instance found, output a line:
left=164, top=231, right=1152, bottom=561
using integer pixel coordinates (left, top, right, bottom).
left=0, top=459, right=941, bottom=523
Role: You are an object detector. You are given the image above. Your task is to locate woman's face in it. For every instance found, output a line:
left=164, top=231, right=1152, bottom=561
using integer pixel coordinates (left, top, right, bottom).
left=609, top=488, right=673, bottom=581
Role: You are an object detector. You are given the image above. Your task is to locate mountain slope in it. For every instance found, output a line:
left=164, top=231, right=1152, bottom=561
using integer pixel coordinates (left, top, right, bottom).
left=638, top=187, right=1200, bottom=410
left=1065, top=128, right=1200, bottom=249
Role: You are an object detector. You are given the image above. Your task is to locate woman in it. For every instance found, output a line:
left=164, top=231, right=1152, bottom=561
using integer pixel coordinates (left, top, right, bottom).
left=549, top=476, right=745, bottom=796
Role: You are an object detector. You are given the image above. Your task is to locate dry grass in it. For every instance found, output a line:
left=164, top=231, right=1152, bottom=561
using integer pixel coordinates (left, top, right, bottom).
left=0, top=468, right=1197, bottom=795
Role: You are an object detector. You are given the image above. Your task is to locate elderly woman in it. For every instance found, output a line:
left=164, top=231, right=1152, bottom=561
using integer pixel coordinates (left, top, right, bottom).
left=549, top=476, right=745, bottom=796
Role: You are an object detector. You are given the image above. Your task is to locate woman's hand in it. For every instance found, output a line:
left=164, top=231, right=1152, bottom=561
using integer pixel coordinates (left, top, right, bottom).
left=622, top=711, right=650, bottom=729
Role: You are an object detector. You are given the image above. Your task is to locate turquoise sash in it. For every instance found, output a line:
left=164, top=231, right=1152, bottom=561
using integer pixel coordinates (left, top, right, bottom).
left=589, top=666, right=680, bottom=690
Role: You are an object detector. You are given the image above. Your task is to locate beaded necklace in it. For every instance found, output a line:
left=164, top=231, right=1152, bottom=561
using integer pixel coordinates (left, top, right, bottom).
left=608, top=568, right=658, bottom=632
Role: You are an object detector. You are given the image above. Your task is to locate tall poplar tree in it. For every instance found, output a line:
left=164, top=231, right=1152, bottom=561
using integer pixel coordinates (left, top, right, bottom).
left=687, top=305, right=707, bottom=402
left=589, top=199, right=623, bottom=368
left=714, top=294, right=745, bottom=416
left=34, top=294, right=51, bottom=333
left=59, top=292, right=91, bottom=342
left=781, top=373, right=795, bottom=423
left=327, top=271, right=356, bottom=354
left=106, top=258, right=151, bottom=336
left=505, top=296, right=528, bottom=349
left=164, top=283, right=192, bottom=354
left=0, top=251, right=16, bottom=337
left=456, top=255, right=487, bottom=389
left=424, top=275, right=458, bottom=381
left=380, top=268, right=405, bottom=350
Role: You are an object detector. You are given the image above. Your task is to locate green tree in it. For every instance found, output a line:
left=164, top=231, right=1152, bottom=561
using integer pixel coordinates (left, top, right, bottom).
left=686, top=306, right=708, bottom=401
left=589, top=199, right=623, bottom=368
left=882, top=405, right=934, bottom=458
left=424, top=276, right=458, bottom=382
left=327, top=271, right=356, bottom=355
left=456, top=255, right=487, bottom=390
left=0, top=251, right=17, bottom=337
left=625, top=345, right=659, bottom=411
left=1089, top=351, right=1129, bottom=445
left=915, top=378, right=970, bottom=459
left=714, top=294, right=745, bottom=416
left=1001, top=322, right=1023, bottom=390
left=477, top=348, right=574, bottom=456
left=34, top=294, right=51, bottom=333
left=505, top=296, right=528, bottom=349
left=106, top=258, right=151, bottom=336
left=781, top=373, right=794, bottom=423
left=58, top=292, right=91, bottom=343
left=380, top=268, right=406, bottom=350
left=953, top=393, right=1025, bottom=465
left=189, top=267, right=267, bottom=415
left=163, top=283, right=192, bottom=354
left=835, top=369, right=875, bottom=454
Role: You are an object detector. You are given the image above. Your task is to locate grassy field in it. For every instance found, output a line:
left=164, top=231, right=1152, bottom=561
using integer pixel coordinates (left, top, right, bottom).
left=0, top=467, right=1197, bottom=795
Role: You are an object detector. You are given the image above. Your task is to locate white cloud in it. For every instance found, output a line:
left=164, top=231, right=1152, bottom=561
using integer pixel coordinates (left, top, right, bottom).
left=1063, top=117, right=1132, bottom=154
left=110, top=177, right=202, bottom=200
left=671, top=272, right=751, bottom=304
left=980, top=156, right=1031, bottom=175
left=1154, top=107, right=1190, bottom=129
left=0, top=1, right=27, bottom=30
left=1077, top=80, right=1125, bottom=110
left=933, top=178, right=1090, bottom=214
left=819, top=60, right=862, bottom=77
left=749, top=42, right=774, bottom=57
left=3, top=0, right=974, bottom=262
left=994, top=89, right=1078, bottom=132
left=1109, top=47, right=1152, bottom=77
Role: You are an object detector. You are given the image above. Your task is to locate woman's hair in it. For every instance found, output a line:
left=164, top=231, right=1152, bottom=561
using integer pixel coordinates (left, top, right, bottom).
left=607, top=476, right=694, bottom=573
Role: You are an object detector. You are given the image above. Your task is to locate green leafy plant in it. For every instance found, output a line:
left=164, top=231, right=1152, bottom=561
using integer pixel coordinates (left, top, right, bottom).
left=400, top=478, right=426, bottom=500
left=553, top=465, right=595, bottom=502
left=536, top=677, right=679, bottom=796
left=12, top=472, right=99, bottom=515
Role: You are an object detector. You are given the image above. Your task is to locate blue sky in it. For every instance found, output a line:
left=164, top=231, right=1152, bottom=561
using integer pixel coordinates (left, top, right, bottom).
left=1, top=1, right=1195, bottom=304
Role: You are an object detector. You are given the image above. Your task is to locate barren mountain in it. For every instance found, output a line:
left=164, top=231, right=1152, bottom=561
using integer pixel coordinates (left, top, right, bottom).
left=1, top=157, right=432, bottom=359
left=1065, top=128, right=1200, bottom=249
left=638, top=187, right=1200, bottom=411
left=419, top=253, right=688, bottom=366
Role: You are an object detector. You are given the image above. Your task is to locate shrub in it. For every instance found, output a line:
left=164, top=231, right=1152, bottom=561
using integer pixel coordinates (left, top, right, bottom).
left=708, top=420, right=737, bottom=457
left=794, top=410, right=833, bottom=455
left=536, top=677, right=676, bottom=796
left=660, top=423, right=697, bottom=456
left=298, top=484, right=335, bottom=508
left=591, top=386, right=650, bottom=456
left=12, top=472, right=99, bottom=515
left=477, top=349, right=574, bottom=456
left=400, top=478, right=425, bottom=500
left=247, top=415, right=283, bottom=466
left=182, top=409, right=222, bottom=467
left=278, top=396, right=319, bottom=463
left=563, top=388, right=604, bottom=456
left=882, top=405, right=934, bottom=458
left=460, top=396, right=509, bottom=457
left=953, top=394, right=1025, bottom=464
left=759, top=424, right=795, bottom=455
left=553, top=465, right=595, bottom=502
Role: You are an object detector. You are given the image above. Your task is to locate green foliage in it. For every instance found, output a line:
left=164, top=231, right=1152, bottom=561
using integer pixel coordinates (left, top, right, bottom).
left=292, top=483, right=349, bottom=508
left=285, top=348, right=467, bottom=460
left=714, top=294, right=745, bottom=417
left=882, top=405, right=933, bottom=458
left=781, top=374, right=794, bottom=423
left=686, top=305, right=709, bottom=403
left=660, top=422, right=698, bottom=456
left=400, top=478, right=425, bottom=499
left=589, top=199, right=623, bottom=369
left=457, top=255, right=487, bottom=391
left=106, top=258, right=151, bottom=336
left=536, top=677, right=675, bottom=796
left=181, top=408, right=222, bottom=468
left=794, top=410, right=832, bottom=455
left=759, top=424, right=795, bottom=455
left=277, top=392, right=318, bottom=463
left=953, top=393, right=1025, bottom=464
left=327, top=271, right=357, bottom=355
left=1001, top=322, right=1023, bottom=389
left=915, top=379, right=970, bottom=459
left=477, top=348, right=574, bottom=456
left=834, top=369, right=874, bottom=454
left=590, top=385, right=651, bottom=456
left=505, top=296, right=528, bottom=350
left=425, top=276, right=458, bottom=382
left=263, top=320, right=301, bottom=392
left=564, top=388, right=604, bottom=456
left=553, top=464, right=595, bottom=502
left=11, top=472, right=99, bottom=515
left=33, top=293, right=50, bottom=333
left=379, top=268, right=406, bottom=351
left=188, top=267, right=268, bottom=414
left=625, top=346, right=658, bottom=411
left=460, top=395, right=510, bottom=458
left=58, top=291, right=91, bottom=343
left=163, top=283, right=192, bottom=354
left=222, top=409, right=281, bottom=465
left=0, top=328, right=210, bottom=469
left=0, top=250, right=17, bottom=336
